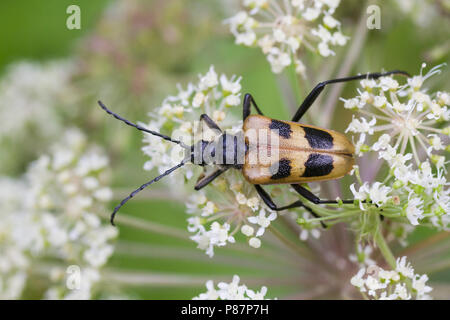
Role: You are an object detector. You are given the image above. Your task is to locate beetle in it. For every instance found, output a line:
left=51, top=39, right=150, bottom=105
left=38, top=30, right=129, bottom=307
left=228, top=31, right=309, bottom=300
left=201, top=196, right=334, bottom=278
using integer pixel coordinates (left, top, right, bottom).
left=98, top=70, right=409, bottom=226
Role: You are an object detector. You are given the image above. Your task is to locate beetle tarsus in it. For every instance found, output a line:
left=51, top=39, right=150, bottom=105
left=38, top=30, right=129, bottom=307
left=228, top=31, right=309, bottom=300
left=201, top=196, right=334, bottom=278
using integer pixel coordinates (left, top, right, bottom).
left=255, top=185, right=327, bottom=228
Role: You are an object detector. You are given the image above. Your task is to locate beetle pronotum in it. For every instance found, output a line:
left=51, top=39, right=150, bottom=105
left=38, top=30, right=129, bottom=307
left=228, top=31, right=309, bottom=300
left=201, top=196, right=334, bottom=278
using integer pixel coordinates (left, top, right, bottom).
left=99, top=70, right=409, bottom=226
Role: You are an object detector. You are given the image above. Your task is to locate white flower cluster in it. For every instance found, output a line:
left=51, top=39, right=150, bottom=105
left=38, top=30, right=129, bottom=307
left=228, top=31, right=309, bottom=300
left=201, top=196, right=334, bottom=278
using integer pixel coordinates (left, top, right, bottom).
left=187, top=171, right=277, bottom=257
left=0, top=129, right=117, bottom=299
left=142, top=66, right=282, bottom=256
left=226, top=0, right=348, bottom=74
left=142, top=65, right=242, bottom=176
left=193, top=275, right=271, bottom=300
left=343, top=65, right=449, bottom=229
left=0, top=60, right=74, bottom=140
left=0, top=178, right=30, bottom=299
left=342, top=64, right=448, bottom=164
left=350, top=181, right=392, bottom=210
left=351, top=256, right=433, bottom=300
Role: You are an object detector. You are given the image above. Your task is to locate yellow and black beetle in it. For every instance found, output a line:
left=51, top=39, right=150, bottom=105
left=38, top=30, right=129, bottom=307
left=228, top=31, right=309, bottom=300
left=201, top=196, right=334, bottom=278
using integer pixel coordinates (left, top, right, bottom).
left=99, top=70, right=409, bottom=226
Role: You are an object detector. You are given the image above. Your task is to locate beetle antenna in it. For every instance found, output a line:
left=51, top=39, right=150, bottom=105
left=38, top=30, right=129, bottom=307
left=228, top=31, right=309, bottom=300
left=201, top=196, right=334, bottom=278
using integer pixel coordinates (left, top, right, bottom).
left=98, top=100, right=186, bottom=146
left=110, top=160, right=187, bottom=226
left=379, top=70, right=411, bottom=78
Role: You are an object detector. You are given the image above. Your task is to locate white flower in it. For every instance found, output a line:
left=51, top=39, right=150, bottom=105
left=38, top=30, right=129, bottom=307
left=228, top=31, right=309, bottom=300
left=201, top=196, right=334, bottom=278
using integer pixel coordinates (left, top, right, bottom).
left=412, top=274, right=433, bottom=298
left=266, top=48, right=291, bottom=73
left=345, top=116, right=376, bottom=134
left=396, top=256, right=415, bottom=278
left=342, top=97, right=362, bottom=110
left=350, top=183, right=369, bottom=209
left=241, top=225, right=254, bottom=236
left=394, top=283, right=411, bottom=300
left=192, top=92, right=205, bottom=107
left=378, top=270, right=400, bottom=282
left=372, top=134, right=391, bottom=151
left=217, top=275, right=246, bottom=300
left=249, top=237, right=261, bottom=248
left=191, top=222, right=235, bottom=257
left=236, top=193, right=248, bottom=205
left=247, top=209, right=277, bottom=236
left=209, top=222, right=235, bottom=246
left=246, top=197, right=260, bottom=211
left=199, top=66, right=219, bottom=90
left=246, top=286, right=268, bottom=300
left=404, top=197, right=424, bottom=226
left=368, top=182, right=391, bottom=207
left=427, top=134, right=444, bottom=152
left=366, top=275, right=387, bottom=296
left=354, top=134, right=368, bottom=156
left=379, top=76, right=399, bottom=91
left=350, top=268, right=366, bottom=291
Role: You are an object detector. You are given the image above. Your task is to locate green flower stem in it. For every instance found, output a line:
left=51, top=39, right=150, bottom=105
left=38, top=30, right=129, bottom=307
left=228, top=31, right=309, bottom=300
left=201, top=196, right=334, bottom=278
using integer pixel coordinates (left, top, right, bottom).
left=97, top=211, right=190, bottom=241
left=306, top=202, right=361, bottom=216
left=381, top=173, right=393, bottom=185
left=374, top=226, right=396, bottom=269
left=306, top=210, right=359, bottom=222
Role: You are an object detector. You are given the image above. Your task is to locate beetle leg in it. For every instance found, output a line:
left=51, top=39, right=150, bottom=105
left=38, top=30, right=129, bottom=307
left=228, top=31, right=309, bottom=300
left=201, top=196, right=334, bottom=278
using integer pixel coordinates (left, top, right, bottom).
left=243, top=93, right=264, bottom=120
left=194, top=168, right=228, bottom=190
left=291, top=184, right=355, bottom=204
left=291, top=70, right=410, bottom=122
left=254, top=185, right=326, bottom=228
left=290, top=184, right=383, bottom=219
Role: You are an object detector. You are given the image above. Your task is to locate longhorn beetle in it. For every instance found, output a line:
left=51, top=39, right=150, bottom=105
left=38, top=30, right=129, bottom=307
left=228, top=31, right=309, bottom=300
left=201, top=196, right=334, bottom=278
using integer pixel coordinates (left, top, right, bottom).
left=98, top=70, right=409, bottom=226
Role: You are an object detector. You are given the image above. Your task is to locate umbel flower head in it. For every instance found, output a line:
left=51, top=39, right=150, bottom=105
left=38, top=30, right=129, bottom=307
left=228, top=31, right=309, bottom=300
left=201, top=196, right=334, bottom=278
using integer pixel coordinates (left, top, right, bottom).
left=341, top=65, right=449, bottom=231
left=0, top=128, right=117, bottom=299
left=0, top=178, right=30, bottom=299
left=0, top=60, right=76, bottom=174
left=0, top=60, right=74, bottom=139
left=225, top=0, right=348, bottom=74
left=351, top=256, right=433, bottom=300
left=343, top=63, right=448, bottom=166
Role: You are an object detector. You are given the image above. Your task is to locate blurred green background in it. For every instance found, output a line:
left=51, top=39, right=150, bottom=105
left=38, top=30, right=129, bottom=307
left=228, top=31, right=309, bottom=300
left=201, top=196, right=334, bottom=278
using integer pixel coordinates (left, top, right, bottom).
left=1, top=0, right=449, bottom=299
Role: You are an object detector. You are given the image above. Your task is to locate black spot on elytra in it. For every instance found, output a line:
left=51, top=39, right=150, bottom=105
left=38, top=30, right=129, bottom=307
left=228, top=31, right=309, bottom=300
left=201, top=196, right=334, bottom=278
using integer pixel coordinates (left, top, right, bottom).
left=269, top=120, right=292, bottom=139
left=302, top=126, right=333, bottom=149
left=270, top=158, right=292, bottom=180
left=302, top=153, right=333, bottom=177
